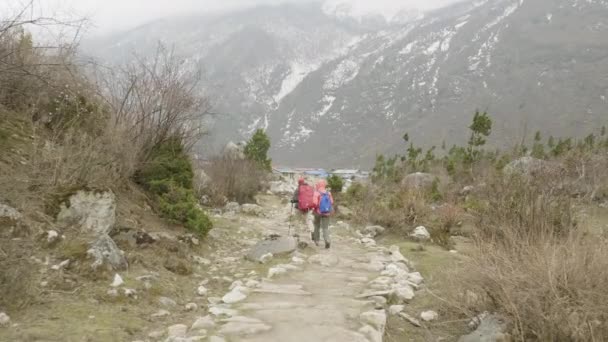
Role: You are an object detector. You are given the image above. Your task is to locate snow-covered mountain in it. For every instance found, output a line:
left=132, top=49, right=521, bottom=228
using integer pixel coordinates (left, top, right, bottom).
left=86, top=0, right=608, bottom=167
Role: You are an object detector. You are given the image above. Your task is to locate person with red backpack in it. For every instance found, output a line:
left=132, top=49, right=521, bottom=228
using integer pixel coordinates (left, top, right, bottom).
left=291, top=177, right=315, bottom=239
left=312, top=179, right=334, bottom=249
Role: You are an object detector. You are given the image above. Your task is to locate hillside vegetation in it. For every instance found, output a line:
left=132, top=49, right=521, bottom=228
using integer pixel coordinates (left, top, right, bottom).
left=345, top=112, right=608, bottom=341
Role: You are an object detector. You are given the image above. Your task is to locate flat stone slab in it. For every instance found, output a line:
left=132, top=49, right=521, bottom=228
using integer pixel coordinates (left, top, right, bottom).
left=245, top=236, right=297, bottom=262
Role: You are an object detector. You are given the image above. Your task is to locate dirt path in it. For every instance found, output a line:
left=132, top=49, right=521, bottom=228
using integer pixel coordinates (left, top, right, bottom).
left=153, top=194, right=420, bottom=342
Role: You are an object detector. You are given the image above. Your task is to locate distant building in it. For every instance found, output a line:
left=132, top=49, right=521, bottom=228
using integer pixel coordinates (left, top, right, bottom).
left=330, top=169, right=360, bottom=179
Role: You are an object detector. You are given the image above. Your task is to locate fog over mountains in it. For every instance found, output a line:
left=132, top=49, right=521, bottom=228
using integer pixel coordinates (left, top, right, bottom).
left=86, top=0, right=608, bottom=167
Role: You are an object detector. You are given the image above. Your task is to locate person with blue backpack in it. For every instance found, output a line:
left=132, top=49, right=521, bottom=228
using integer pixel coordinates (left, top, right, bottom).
left=312, top=179, right=335, bottom=249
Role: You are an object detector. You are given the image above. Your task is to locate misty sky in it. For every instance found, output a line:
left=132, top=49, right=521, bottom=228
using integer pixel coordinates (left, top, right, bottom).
left=3, top=0, right=465, bottom=35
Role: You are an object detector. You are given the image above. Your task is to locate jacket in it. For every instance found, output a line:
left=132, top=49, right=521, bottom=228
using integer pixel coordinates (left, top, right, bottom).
left=312, top=180, right=334, bottom=216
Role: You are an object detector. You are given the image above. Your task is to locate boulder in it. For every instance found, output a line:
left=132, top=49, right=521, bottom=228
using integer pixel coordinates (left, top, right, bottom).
left=87, top=234, right=128, bottom=270
left=503, top=156, right=562, bottom=177
left=185, top=303, right=198, bottom=311
left=56, top=190, right=116, bottom=236
left=197, top=286, right=209, bottom=296
left=410, top=226, right=430, bottom=241
left=362, top=225, right=386, bottom=237
left=401, top=172, right=436, bottom=191
left=158, top=296, right=177, bottom=307
left=245, top=235, right=297, bottom=262
left=459, top=314, right=510, bottom=342
left=241, top=204, right=265, bottom=217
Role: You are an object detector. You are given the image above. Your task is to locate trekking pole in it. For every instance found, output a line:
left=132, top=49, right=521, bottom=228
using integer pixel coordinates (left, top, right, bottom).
left=287, top=204, right=293, bottom=236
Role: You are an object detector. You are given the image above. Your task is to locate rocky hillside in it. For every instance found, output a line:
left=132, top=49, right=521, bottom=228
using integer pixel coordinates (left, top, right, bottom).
left=86, top=0, right=608, bottom=167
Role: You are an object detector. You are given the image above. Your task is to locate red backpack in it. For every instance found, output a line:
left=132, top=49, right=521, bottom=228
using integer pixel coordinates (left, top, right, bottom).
left=297, top=184, right=314, bottom=212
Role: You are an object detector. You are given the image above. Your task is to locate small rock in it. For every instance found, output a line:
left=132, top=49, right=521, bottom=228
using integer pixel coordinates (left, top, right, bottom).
left=421, top=310, right=438, bottom=322
left=167, top=324, right=188, bottom=338
left=158, top=297, right=177, bottom=307
left=192, top=256, right=211, bottom=265
left=106, top=289, right=119, bottom=297
left=410, top=226, right=430, bottom=241
left=360, top=237, right=376, bottom=247
left=360, top=310, right=387, bottom=334
left=230, top=280, right=244, bottom=290
left=245, top=280, right=260, bottom=288
left=151, top=310, right=170, bottom=319
left=291, top=256, right=305, bottom=265
left=148, top=330, right=165, bottom=339
left=191, top=315, right=216, bottom=330
left=399, top=312, right=422, bottom=327
left=370, top=296, right=387, bottom=308
left=392, top=286, right=415, bottom=302
left=208, top=297, right=222, bottom=305
left=47, top=230, right=59, bottom=244
left=359, top=325, right=383, bottom=342
left=185, top=303, right=198, bottom=311
left=111, top=274, right=124, bottom=287
left=123, top=288, right=137, bottom=298
left=362, top=225, right=386, bottom=237
left=389, top=305, right=405, bottom=315
left=222, top=287, right=248, bottom=304
left=0, top=312, right=10, bottom=326
left=209, top=306, right=238, bottom=317
left=268, top=266, right=287, bottom=278
left=51, top=259, right=70, bottom=270
left=459, top=314, right=509, bottom=342
left=408, top=272, right=424, bottom=285
left=259, top=253, right=273, bottom=264
left=197, top=286, right=208, bottom=296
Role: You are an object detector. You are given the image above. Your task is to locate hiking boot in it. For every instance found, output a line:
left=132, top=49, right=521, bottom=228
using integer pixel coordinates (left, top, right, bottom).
left=313, top=240, right=319, bottom=247
left=310, top=232, right=314, bottom=241
left=325, top=242, right=331, bottom=249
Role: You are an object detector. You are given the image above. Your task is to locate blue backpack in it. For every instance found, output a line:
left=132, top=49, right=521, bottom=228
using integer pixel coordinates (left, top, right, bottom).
left=319, top=192, right=333, bottom=215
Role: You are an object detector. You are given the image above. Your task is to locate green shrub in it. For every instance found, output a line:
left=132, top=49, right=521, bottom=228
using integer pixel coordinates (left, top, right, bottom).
left=244, top=129, right=272, bottom=171
left=137, top=137, right=212, bottom=237
left=327, top=174, right=344, bottom=193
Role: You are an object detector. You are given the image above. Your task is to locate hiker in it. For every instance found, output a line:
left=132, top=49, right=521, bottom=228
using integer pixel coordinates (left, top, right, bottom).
left=291, top=177, right=315, bottom=238
left=312, top=179, right=334, bottom=249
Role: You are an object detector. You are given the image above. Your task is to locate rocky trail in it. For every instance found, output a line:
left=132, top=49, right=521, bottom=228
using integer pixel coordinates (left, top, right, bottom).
left=156, top=194, right=423, bottom=342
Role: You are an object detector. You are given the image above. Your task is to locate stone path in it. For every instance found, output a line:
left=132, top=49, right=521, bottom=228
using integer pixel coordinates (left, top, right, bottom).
left=159, top=197, right=422, bottom=342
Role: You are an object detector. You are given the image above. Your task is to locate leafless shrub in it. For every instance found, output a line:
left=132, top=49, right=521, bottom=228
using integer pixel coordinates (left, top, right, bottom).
left=203, top=156, right=266, bottom=205
left=96, top=43, right=211, bottom=161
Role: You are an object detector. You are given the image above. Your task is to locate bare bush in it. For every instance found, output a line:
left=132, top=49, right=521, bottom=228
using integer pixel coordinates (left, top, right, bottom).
left=96, top=44, right=210, bottom=161
left=203, top=156, right=266, bottom=204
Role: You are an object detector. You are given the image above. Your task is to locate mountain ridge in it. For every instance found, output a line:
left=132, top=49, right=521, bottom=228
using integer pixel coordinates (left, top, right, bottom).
left=85, top=0, right=608, bottom=167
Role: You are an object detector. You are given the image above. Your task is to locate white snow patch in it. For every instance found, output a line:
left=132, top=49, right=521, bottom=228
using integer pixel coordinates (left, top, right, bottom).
left=274, top=62, right=319, bottom=104
left=455, top=20, right=468, bottom=29
left=324, top=59, right=360, bottom=90
left=399, top=41, right=416, bottom=55
left=546, top=13, right=553, bottom=22
left=424, top=41, right=441, bottom=55
left=318, top=95, right=336, bottom=117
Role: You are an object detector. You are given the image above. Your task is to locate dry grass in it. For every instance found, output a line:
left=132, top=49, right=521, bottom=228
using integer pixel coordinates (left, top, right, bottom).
left=453, top=162, right=608, bottom=341
left=202, top=156, right=266, bottom=204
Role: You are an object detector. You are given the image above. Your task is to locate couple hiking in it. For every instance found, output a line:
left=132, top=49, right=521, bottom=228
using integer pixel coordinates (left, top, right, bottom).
left=291, top=177, right=335, bottom=249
